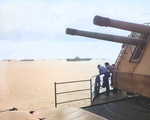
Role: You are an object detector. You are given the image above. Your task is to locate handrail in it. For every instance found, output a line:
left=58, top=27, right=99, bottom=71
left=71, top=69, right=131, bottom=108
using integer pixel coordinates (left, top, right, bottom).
left=54, top=74, right=109, bottom=107
left=54, top=79, right=92, bottom=107
left=115, top=44, right=128, bottom=69
left=55, top=79, right=90, bottom=84
left=90, top=74, right=103, bottom=101
left=90, top=74, right=113, bottom=101
left=57, top=88, right=90, bottom=95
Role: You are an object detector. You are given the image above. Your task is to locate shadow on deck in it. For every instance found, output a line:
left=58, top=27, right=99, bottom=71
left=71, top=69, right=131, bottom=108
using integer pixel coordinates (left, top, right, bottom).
left=83, top=90, right=150, bottom=120
left=93, top=90, right=135, bottom=105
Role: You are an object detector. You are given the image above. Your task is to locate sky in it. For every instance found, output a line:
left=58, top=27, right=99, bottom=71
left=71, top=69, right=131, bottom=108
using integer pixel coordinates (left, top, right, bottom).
left=0, top=0, right=150, bottom=62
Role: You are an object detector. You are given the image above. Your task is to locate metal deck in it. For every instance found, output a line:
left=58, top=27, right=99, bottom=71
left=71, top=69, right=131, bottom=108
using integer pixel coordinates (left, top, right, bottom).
left=83, top=92, right=150, bottom=120
left=93, top=90, right=132, bottom=105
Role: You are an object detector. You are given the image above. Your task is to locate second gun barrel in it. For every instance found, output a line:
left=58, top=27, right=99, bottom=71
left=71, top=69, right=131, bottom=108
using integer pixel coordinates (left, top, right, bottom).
left=66, top=28, right=146, bottom=46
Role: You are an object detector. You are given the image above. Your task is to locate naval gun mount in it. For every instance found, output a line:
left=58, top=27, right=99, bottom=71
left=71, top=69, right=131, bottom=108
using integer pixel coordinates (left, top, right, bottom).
left=65, top=16, right=150, bottom=100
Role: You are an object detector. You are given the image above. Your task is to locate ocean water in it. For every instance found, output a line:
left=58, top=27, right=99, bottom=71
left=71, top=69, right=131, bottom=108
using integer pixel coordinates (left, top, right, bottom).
left=0, top=59, right=114, bottom=111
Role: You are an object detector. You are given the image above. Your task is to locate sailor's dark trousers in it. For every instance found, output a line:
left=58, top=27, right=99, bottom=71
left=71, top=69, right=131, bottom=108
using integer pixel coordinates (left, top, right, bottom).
left=102, top=72, right=110, bottom=95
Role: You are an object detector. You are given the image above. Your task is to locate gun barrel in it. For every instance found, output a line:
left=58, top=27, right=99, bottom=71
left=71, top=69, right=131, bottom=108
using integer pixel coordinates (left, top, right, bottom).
left=66, top=28, right=146, bottom=46
left=93, top=16, right=150, bottom=35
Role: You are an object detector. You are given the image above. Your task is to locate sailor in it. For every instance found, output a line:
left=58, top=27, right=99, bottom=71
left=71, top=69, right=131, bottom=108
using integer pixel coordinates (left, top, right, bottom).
left=105, top=62, right=113, bottom=85
left=97, top=64, right=110, bottom=96
left=105, top=62, right=117, bottom=93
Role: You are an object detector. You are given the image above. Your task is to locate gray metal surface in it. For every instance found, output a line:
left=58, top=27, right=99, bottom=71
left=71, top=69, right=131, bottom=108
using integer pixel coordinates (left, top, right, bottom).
left=93, top=90, right=129, bottom=105
left=83, top=97, right=150, bottom=120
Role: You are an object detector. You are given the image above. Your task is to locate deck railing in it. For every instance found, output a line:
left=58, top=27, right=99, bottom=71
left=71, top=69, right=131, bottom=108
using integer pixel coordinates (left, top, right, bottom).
left=54, top=75, right=106, bottom=107
left=54, top=79, right=92, bottom=108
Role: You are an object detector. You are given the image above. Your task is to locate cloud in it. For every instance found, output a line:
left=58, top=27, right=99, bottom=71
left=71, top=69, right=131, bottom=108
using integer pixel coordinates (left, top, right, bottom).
left=1, top=0, right=149, bottom=41
left=0, top=0, right=150, bottom=60
left=0, top=1, right=133, bottom=41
